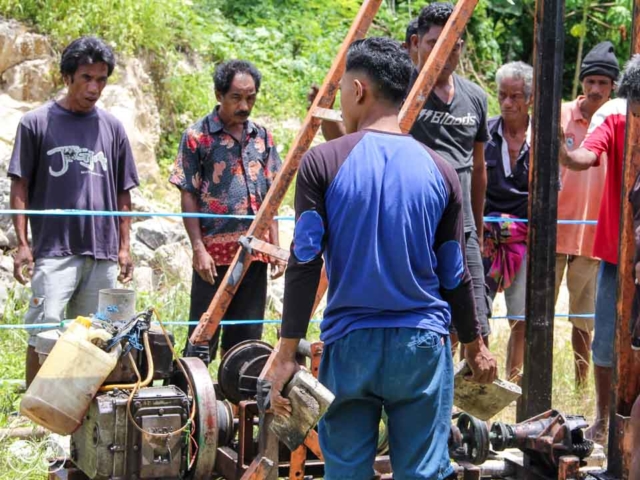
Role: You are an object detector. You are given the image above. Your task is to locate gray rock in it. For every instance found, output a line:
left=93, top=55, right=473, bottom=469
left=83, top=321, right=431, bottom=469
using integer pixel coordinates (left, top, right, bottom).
left=132, top=265, right=154, bottom=293
left=0, top=177, right=11, bottom=230
left=0, top=254, right=12, bottom=275
left=130, top=188, right=153, bottom=213
left=130, top=237, right=154, bottom=265
left=0, top=282, right=7, bottom=309
left=0, top=228, right=9, bottom=248
left=97, top=58, right=161, bottom=182
left=151, top=242, right=192, bottom=284
left=3, top=57, right=57, bottom=102
left=133, top=218, right=186, bottom=250
left=0, top=20, right=54, bottom=75
left=0, top=177, right=26, bottom=247
left=5, top=227, right=17, bottom=248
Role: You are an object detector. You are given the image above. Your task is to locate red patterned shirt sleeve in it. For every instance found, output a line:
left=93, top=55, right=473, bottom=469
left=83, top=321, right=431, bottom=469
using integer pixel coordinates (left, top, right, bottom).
left=264, top=129, right=282, bottom=189
left=169, top=129, right=201, bottom=194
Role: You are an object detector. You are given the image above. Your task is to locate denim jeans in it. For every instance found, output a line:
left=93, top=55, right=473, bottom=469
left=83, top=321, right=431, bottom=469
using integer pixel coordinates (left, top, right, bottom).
left=593, top=261, right=617, bottom=368
left=318, top=327, right=455, bottom=480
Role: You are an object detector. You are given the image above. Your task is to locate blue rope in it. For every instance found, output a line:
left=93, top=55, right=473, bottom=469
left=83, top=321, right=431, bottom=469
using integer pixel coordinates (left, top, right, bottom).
left=0, top=319, right=322, bottom=330
left=1, top=209, right=598, bottom=225
left=0, top=314, right=595, bottom=330
left=1, top=209, right=295, bottom=221
left=483, top=216, right=597, bottom=225
left=492, top=313, right=594, bottom=320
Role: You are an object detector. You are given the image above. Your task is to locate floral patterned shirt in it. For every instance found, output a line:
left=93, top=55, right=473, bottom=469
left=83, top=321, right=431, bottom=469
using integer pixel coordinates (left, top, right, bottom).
left=169, top=107, right=282, bottom=265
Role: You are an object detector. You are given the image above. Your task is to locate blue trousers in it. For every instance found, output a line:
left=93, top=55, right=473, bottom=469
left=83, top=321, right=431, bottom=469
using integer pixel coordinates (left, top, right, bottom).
left=318, top=328, right=454, bottom=480
left=593, top=261, right=618, bottom=368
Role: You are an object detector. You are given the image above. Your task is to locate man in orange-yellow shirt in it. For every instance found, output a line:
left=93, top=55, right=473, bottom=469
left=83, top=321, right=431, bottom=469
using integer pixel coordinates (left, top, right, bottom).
left=556, top=41, right=619, bottom=389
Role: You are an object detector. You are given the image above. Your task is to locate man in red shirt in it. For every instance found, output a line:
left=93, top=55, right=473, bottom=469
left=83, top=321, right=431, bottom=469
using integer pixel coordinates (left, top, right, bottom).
left=557, top=42, right=619, bottom=389
left=560, top=54, right=640, bottom=443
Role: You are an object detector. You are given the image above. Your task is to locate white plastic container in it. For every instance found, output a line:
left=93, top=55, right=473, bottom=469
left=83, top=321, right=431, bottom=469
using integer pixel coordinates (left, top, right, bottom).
left=20, top=317, right=121, bottom=435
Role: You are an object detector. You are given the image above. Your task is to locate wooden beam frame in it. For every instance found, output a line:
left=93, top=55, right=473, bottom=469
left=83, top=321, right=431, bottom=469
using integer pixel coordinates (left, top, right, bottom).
left=608, top=0, right=640, bottom=475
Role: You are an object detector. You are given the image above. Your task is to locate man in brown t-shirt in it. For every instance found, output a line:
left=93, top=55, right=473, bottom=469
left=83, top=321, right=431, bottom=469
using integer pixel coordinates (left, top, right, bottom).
left=9, top=36, right=139, bottom=386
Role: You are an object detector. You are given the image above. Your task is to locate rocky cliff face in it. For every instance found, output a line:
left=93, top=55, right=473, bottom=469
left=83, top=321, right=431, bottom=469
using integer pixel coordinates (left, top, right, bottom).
left=0, top=20, right=161, bottom=181
left=0, top=20, right=293, bottom=314
left=0, top=20, right=170, bottom=304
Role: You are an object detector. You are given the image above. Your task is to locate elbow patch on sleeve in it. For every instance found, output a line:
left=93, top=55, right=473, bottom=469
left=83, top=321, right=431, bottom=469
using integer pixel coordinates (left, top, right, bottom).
left=435, top=240, right=464, bottom=290
left=293, top=210, right=325, bottom=263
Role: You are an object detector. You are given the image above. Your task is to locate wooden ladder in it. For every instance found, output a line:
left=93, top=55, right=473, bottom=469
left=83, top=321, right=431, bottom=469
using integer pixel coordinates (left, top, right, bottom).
left=189, top=0, right=478, bottom=353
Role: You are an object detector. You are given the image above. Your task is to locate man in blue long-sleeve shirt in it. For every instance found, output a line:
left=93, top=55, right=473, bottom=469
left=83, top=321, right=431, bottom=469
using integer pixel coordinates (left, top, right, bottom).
left=270, top=37, right=497, bottom=480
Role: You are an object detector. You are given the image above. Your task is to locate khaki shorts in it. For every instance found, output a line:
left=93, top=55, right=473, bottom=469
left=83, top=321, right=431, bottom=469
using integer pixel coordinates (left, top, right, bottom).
left=24, top=256, right=117, bottom=346
left=555, top=254, right=599, bottom=333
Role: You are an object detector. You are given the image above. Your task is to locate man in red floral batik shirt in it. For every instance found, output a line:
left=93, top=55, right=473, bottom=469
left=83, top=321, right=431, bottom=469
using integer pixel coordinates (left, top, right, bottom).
left=169, top=59, right=283, bottom=362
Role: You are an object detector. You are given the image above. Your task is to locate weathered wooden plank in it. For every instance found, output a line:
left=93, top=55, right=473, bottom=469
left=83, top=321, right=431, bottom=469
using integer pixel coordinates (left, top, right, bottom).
left=609, top=1, right=640, bottom=476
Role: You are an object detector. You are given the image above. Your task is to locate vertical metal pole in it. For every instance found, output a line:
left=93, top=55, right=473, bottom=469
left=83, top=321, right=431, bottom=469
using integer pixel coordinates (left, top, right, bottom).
left=608, top=0, right=640, bottom=475
left=516, top=0, right=565, bottom=422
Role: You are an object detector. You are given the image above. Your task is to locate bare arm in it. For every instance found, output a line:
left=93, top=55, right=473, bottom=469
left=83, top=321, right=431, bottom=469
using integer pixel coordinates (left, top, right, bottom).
left=10, top=177, right=29, bottom=248
left=181, top=190, right=204, bottom=249
left=559, top=145, right=598, bottom=171
left=471, top=142, right=487, bottom=240
left=181, top=190, right=216, bottom=284
left=321, top=120, right=346, bottom=141
left=10, top=177, right=33, bottom=284
left=117, top=190, right=133, bottom=283
left=269, top=220, right=285, bottom=279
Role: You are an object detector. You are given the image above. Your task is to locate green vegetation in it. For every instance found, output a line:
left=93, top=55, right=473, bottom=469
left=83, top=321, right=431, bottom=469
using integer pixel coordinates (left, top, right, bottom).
left=0, top=0, right=629, bottom=476
left=0, top=0, right=632, bottom=172
left=0, top=281, right=594, bottom=479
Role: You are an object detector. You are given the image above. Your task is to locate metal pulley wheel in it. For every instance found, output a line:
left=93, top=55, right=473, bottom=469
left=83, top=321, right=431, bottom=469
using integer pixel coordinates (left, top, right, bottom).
left=170, top=357, right=219, bottom=480
left=216, top=399, right=236, bottom=448
left=457, top=412, right=490, bottom=465
left=218, top=340, right=273, bottom=404
left=489, top=421, right=512, bottom=451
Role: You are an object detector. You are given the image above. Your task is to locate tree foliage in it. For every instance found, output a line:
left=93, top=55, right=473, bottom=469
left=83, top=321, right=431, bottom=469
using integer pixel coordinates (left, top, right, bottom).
left=0, top=0, right=633, bottom=167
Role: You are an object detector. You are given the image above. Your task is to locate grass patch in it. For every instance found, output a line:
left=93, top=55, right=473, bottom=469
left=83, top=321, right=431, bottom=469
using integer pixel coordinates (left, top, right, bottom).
left=0, top=281, right=595, bottom=475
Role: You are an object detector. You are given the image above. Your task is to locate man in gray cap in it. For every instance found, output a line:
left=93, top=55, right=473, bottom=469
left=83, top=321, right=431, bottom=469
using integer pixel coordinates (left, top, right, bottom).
left=556, top=41, right=619, bottom=392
